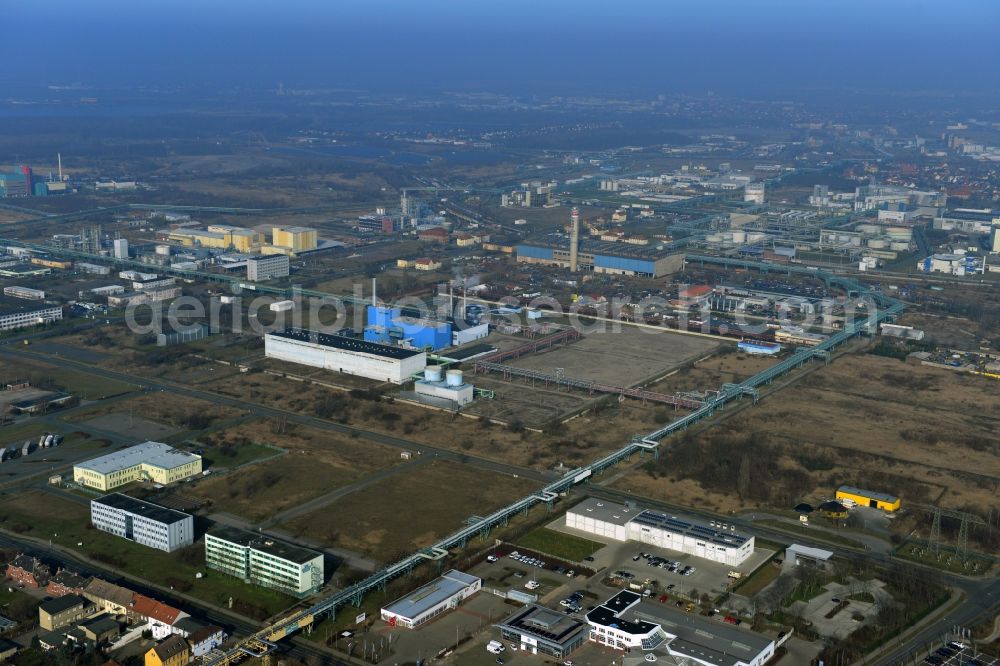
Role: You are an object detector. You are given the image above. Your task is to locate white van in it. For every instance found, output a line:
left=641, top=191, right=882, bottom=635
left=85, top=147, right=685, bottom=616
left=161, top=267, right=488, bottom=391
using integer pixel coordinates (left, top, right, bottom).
left=487, top=640, right=505, bottom=654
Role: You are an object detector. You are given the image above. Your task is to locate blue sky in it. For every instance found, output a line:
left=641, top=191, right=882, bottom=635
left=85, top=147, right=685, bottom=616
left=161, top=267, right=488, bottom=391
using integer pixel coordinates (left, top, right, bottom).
left=5, top=1, right=999, bottom=95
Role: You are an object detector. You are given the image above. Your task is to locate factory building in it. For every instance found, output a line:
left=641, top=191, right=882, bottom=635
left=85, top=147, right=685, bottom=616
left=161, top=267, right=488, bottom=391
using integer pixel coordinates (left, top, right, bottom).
left=990, top=225, right=1000, bottom=253
left=380, top=570, right=480, bottom=628
left=933, top=209, right=998, bottom=235
left=917, top=253, right=985, bottom=275
left=566, top=498, right=754, bottom=566
left=204, top=526, right=324, bottom=598
left=265, top=327, right=427, bottom=384
left=836, top=486, right=900, bottom=512
left=271, top=226, right=318, bottom=253
left=517, top=241, right=684, bottom=278
left=0, top=298, right=63, bottom=332
left=166, top=226, right=261, bottom=252
left=585, top=590, right=776, bottom=665
left=0, top=166, right=33, bottom=197
left=73, top=442, right=203, bottom=491
left=91, top=493, right=193, bottom=552
left=76, top=263, right=111, bottom=275
left=246, top=254, right=290, bottom=281
left=744, top=182, right=765, bottom=204
left=364, top=305, right=452, bottom=351
left=413, top=366, right=474, bottom=406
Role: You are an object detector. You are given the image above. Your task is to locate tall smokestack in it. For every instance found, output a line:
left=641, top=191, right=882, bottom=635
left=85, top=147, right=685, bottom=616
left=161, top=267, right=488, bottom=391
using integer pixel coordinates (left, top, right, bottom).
left=569, top=207, right=580, bottom=272
left=371, top=277, right=377, bottom=307
left=57, top=153, right=63, bottom=182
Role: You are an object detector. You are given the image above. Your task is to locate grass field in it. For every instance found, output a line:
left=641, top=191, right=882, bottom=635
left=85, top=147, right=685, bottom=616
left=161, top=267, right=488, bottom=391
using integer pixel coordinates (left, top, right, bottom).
left=282, top=460, right=541, bottom=561
left=0, top=491, right=296, bottom=618
left=515, top=527, right=604, bottom=562
left=0, top=356, right=136, bottom=398
left=188, top=422, right=401, bottom=522
left=733, top=563, right=782, bottom=597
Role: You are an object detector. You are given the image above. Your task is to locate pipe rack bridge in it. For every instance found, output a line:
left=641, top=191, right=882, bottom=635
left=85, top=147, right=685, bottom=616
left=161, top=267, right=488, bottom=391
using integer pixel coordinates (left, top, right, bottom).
left=203, top=257, right=902, bottom=666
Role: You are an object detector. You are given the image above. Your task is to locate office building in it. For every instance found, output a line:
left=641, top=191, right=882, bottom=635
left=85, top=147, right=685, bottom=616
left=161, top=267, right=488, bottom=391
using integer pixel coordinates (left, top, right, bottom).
left=266, top=327, right=427, bottom=383
left=90, top=493, right=194, bottom=552
left=566, top=498, right=754, bottom=566
left=380, top=570, right=480, bottom=628
left=204, top=526, right=324, bottom=598
left=247, top=254, right=290, bottom=281
left=585, top=591, right=776, bottom=665
left=3, top=286, right=45, bottom=300
left=73, top=441, right=203, bottom=491
left=497, top=605, right=588, bottom=658
left=0, top=297, right=63, bottom=332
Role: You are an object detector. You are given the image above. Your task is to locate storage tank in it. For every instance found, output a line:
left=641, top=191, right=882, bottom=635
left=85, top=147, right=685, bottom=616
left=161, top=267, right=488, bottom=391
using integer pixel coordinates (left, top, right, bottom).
left=155, top=245, right=172, bottom=256
left=731, top=231, right=746, bottom=244
left=890, top=241, right=910, bottom=251
left=706, top=234, right=723, bottom=243
left=424, top=366, right=443, bottom=382
left=445, top=369, right=464, bottom=386
left=856, top=224, right=881, bottom=234
left=867, top=239, right=888, bottom=249
left=746, top=232, right=767, bottom=243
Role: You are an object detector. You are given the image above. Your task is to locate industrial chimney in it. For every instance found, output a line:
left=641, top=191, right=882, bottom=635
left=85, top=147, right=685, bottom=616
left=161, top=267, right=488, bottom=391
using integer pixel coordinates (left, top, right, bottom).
left=569, top=207, right=580, bottom=272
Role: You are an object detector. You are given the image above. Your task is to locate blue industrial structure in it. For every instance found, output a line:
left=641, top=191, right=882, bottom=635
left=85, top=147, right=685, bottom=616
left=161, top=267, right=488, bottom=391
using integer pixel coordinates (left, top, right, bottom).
left=364, top=305, right=452, bottom=351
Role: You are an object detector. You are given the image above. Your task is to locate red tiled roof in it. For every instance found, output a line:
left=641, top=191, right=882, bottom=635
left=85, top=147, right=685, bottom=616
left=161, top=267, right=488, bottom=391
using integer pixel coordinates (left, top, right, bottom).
left=131, top=594, right=183, bottom=625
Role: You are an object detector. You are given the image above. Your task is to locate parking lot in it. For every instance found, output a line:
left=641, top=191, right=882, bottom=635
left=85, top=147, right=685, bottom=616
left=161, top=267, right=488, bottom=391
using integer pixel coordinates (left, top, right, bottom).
left=916, top=641, right=998, bottom=666
left=549, top=517, right=775, bottom=603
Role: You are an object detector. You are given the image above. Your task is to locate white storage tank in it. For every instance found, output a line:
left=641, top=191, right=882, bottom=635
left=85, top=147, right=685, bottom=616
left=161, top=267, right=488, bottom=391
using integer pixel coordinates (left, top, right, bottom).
left=867, top=239, right=888, bottom=249
left=446, top=369, right=464, bottom=386
left=155, top=245, right=172, bottom=256
left=424, top=366, right=443, bottom=382
left=890, top=241, right=910, bottom=251
left=856, top=224, right=881, bottom=234
left=730, top=230, right=746, bottom=244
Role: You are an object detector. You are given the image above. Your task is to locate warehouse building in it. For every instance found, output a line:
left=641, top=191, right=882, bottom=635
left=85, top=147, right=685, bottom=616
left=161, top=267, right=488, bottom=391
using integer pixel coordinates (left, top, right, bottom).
left=73, top=442, right=203, bottom=491
left=91, top=494, right=193, bottom=552
left=204, top=526, right=324, bottom=598
left=516, top=240, right=684, bottom=277
left=265, top=328, right=426, bottom=384
left=0, top=297, right=63, bottom=332
left=497, top=605, right=588, bottom=658
left=247, top=254, right=290, bottom=281
left=566, top=498, right=754, bottom=566
left=380, top=570, right=480, bottom=628
left=836, top=485, right=900, bottom=512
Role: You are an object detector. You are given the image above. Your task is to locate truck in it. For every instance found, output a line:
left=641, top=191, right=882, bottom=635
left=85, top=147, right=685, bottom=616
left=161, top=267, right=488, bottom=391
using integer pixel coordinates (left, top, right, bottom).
left=727, top=571, right=743, bottom=580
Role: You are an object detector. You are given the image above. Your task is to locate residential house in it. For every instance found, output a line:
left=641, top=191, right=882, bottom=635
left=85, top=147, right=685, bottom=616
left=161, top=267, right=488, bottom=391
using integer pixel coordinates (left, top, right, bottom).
left=5, top=554, right=51, bottom=589
left=171, top=619, right=225, bottom=658
left=38, top=595, right=95, bottom=631
left=84, top=578, right=135, bottom=618
left=46, top=570, right=90, bottom=598
left=0, top=638, right=19, bottom=661
left=144, top=635, right=190, bottom=666
left=132, top=595, right=187, bottom=639
left=78, top=615, right=120, bottom=645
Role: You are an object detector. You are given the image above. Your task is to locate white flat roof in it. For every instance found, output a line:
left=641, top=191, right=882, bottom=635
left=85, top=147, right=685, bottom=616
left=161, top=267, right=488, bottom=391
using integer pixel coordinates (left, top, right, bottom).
left=75, top=441, right=200, bottom=475
left=567, top=497, right=640, bottom=526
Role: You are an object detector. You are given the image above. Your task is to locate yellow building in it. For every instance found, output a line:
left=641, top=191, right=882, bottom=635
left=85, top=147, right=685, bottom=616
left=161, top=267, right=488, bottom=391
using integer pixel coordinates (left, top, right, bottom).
left=396, top=258, right=415, bottom=268
left=836, top=485, right=901, bottom=512
left=73, top=442, right=203, bottom=491
left=272, top=226, right=318, bottom=252
left=145, top=635, right=190, bottom=666
left=167, top=227, right=260, bottom=252
left=30, top=257, right=73, bottom=269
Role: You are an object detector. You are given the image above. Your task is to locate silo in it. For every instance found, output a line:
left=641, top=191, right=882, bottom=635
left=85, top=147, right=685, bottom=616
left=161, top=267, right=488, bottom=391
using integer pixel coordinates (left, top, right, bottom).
left=424, top=366, right=443, bottom=382
left=446, top=369, right=464, bottom=386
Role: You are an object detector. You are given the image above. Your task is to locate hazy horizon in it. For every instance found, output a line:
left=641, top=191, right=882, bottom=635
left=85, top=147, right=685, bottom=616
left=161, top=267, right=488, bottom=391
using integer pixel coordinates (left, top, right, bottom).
left=4, top=0, right=1000, bottom=100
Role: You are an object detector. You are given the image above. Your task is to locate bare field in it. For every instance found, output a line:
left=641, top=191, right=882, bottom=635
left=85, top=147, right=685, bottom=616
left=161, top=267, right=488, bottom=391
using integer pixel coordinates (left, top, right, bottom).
left=619, top=351, right=1000, bottom=516
left=646, top=349, right=779, bottom=394
left=280, top=459, right=541, bottom=560
left=187, top=422, right=401, bottom=522
left=67, top=393, right=244, bottom=430
left=508, top=327, right=721, bottom=386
